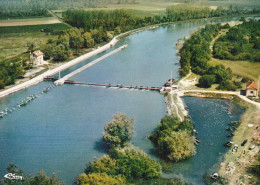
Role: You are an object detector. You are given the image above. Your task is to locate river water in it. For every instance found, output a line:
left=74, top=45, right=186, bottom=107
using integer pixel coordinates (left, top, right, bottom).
left=0, top=17, right=244, bottom=185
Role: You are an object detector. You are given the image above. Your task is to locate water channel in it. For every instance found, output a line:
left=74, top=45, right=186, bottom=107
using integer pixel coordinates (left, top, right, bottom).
left=0, top=17, right=244, bottom=184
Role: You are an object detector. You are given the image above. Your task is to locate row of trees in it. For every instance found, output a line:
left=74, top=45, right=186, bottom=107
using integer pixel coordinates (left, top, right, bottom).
left=0, top=0, right=104, bottom=13
left=63, top=9, right=166, bottom=33
left=42, top=27, right=108, bottom=61
left=179, top=23, right=241, bottom=90
left=148, top=116, right=196, bottom=162
left=0, top=8, right=48, bottom=19
left=213, top=20, right=260, bottom=62
left=75, top=113, right=162, bottom=185
left=63, top=6, right=260, bottom=34
left=166, top=4, right=259, bottom=22
left=0, top=163, right=64, bottom=185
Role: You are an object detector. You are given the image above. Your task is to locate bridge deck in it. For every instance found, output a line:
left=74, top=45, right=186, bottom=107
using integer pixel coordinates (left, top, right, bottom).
left=44, top=77, right=161, bottom=91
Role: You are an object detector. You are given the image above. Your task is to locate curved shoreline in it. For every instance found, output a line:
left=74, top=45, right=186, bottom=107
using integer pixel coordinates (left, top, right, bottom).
left=1, top=14, right=257, bottom=98
left=0, top=25, right=158, bottom=98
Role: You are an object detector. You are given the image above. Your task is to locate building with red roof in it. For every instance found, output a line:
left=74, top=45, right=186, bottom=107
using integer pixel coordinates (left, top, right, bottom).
left=246, top=81, right=258, bottom=97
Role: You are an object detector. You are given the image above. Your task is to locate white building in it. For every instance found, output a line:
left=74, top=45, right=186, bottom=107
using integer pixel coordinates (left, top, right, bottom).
left=30, top=50, right=44, bottom=66
left=246, top=81, right=258, bottom=97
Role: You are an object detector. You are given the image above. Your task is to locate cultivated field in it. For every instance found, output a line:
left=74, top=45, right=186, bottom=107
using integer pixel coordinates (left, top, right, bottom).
left=0, top=17, right=61, bottom=27
left=84, top=1, right=180, bottom=17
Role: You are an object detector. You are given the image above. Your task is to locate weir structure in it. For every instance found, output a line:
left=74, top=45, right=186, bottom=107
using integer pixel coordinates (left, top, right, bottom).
left=45, top=77, right=162, bottom=92
left=54, top=45, right=128, bottom=85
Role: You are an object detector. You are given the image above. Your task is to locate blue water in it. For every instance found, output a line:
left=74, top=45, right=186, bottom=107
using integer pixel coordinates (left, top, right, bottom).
left=165, top=97, right=244, bottom=184
left=0, top=17, right=244, bottom=184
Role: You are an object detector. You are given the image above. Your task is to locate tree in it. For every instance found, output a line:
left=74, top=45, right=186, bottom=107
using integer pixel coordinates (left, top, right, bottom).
left=198, top=75, right=216, bottom=88
left=103, top=113, right=134, bottom=148
left=110, top=146, right=161, bottom=180
left=158, top=131, right=196, bottom=162
left=148, top=116, right=195, bottom=162
left=52, top=44, right=70, bottom=61
left=29, top=170, right=63, bottom=185
left=75, top=173, right=125, bottom=185
left=85, top=155, right=117, bottom=176
left=27, top=42, right=35, bottom=53
left=83, top=32, right=95, bottom=48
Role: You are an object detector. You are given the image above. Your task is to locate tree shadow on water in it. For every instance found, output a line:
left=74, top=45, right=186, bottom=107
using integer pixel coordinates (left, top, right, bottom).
left=94, top=138, right=110, bottom=153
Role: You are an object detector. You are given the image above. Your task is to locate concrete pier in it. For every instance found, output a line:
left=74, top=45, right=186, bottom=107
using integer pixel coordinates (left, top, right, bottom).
left=54, top=45, right=127, bottom=85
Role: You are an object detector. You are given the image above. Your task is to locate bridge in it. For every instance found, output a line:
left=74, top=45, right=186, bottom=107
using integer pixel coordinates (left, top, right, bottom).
left=44, top=77, right=162, bottom=92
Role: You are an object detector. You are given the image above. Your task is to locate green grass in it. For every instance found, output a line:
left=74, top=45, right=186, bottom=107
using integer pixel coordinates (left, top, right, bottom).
left=0, top=23, right=71, bottom=34
left=0, top=23, right=71, bottom=60
left=209, top=58, right=260, bottom=82
left=82, top=1, right=180, bottom=17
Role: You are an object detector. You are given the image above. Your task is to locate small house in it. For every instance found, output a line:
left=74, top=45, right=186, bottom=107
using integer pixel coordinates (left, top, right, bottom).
left=30, top=50, right=44, bottom=66
left=160, top=87, right=172, bottom=94
left=245, top=81, right=258, bottom=97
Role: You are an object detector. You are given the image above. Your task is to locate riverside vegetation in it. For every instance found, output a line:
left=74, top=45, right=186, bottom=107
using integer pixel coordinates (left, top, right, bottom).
left=148, top=116, right=196, bottom=162
left=213, top=20, right=260, bottom=62
left=75, top=113, right=189, bottom=185
left=180, top=20, right=260, bottom=91
left=0, top=163, right=64, bottom=185
left=75, top=113, right=162, bottom=185
left=179, top=23, right=249, bottom=91
left=1, top=4, right=259, bottom=90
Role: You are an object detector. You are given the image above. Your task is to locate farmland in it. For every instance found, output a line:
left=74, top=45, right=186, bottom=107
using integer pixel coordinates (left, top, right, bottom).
left=0, top=17, right=61, bottom=27
left=0, top=23, right=71, bottom=60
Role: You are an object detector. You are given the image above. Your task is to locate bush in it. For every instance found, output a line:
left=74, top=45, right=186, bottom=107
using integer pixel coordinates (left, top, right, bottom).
left=157, top=131, right=196, bottom=162
left=148, top=116, right=195, bottom=162
left=103, top=113, right=134, bottom=148
left=75, top=173, right=125, bottom=185
left=217, top=80, right=240, bottom=91
left=110, top=146, right=161, bottom=180
left=241, top=77, right=252, bottom=83
left=84, top=147, right=161, bottom=181
left=198, top=75, right=216, bottom=88
left=85, top=155, right=117, bottom=176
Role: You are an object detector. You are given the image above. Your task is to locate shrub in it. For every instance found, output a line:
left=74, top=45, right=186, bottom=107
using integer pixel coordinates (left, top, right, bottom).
left=75, top=173, right=125, bottom=185
left=148, top=116, right=195, bottom=162
left=103, top=113, right=134, bottom=148
left=217, top=80, right=240, bottom=91
left=85, top=155, right=117, bottom=176
left=157, top=131, right=196, bottom=162
left=84, top=147, right=161, bottom=181
left=198, top=75, right=216, bottom=88
left=110, top=146, right=161, bottom=180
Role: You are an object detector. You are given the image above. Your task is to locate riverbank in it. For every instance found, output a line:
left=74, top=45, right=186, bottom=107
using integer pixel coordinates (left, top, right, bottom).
left=0, top=24, right=159, bottom=98
left=2, top=12, right=259, bottom=98
left=165, top=85, right=260, bottom=184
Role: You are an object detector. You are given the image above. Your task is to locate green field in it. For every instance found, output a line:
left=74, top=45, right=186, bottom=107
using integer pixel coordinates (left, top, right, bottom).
left=81, top=1, right=179, bottom=17
left=0, top=23, right=70, bottom=34
left=209, top=58, right=260, bottom=82
left=0, top=23, right=71, bottom=60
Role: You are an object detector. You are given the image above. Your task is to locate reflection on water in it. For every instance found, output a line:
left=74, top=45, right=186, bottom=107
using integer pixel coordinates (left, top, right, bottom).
left=0, top=17, right=244, bottom=185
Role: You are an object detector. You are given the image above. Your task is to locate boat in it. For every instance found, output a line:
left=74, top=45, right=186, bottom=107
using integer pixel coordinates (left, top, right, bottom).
left=164, top=78, right=175, bottom=87
left=4, top=173, right=23, bottom=180
left=227, top=133, right=234, bottom=137
left=211, top=173, right=218, bottom=180
left=224, top=141, right=234, bottom=147
left=193, top=129, right=198, bottom=134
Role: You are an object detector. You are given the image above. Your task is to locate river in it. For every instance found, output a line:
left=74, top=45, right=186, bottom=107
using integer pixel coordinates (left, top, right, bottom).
left=0, top=17, right=244, bottom=185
